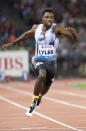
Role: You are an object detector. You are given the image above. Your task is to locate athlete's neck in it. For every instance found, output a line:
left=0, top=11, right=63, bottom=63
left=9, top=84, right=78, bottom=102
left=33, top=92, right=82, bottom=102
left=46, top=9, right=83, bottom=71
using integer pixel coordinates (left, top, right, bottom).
left=43, top=24, right=51, bottom=30
left=42, top=25, right=51, bottom=36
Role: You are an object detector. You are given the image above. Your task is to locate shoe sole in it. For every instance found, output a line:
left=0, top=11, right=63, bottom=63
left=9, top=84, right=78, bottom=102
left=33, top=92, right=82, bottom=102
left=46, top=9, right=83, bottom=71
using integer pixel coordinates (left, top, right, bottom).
left=25, top=111, right=33, bottom=117
left=25, top=108, right=36, bottom=117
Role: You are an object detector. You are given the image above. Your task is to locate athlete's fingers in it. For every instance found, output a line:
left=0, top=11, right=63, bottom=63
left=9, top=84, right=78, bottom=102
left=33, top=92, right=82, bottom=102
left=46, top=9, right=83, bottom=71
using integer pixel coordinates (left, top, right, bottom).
left=66, top=27, right=78, bottom=41
left=2, top=44, right=8, bottom=49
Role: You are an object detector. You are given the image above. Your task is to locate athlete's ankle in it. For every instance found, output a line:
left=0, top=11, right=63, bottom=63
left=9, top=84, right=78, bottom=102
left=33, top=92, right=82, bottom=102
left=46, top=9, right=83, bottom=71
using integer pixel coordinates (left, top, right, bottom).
left=38, top=93, right=42, bottom=100
left=32, top=95, right=39, bottom=104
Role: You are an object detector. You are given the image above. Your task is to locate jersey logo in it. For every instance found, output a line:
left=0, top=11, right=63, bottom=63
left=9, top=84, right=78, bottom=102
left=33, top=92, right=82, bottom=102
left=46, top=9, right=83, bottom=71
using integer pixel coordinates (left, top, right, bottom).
left=37, top=45, right=55, bottom=60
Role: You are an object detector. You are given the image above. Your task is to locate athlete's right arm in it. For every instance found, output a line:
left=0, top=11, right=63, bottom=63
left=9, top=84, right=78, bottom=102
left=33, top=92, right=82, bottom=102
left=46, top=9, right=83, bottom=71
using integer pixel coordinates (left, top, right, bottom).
left=3, top=24, right=37, bottom=49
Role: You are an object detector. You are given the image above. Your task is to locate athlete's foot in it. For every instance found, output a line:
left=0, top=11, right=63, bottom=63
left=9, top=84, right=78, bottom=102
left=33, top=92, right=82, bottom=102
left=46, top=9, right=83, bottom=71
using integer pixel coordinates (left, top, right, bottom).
left=25, top=98, right=38, bottom=117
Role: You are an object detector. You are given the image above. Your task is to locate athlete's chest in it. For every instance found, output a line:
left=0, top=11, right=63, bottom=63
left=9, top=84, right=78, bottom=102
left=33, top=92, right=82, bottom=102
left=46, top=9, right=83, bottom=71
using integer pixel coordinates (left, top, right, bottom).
left=35, top=28, right=55, bottom=45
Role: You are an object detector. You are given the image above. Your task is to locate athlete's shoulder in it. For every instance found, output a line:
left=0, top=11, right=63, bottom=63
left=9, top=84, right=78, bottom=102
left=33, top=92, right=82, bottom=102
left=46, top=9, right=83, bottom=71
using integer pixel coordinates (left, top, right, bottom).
left=36, top=24, right=43, bottom=29
left=35, top=24, right=43, bottom=33
left=30, top=24, right=38, bottom=34
left=52, top=23, right=57, bottom=27
left=51, top=23, right=57, bottom=31
left=32, top=24, right=37, bottom=30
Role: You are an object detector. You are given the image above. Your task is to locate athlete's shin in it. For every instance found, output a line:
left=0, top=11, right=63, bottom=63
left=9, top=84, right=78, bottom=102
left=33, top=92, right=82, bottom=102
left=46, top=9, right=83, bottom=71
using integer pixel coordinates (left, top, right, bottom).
left=41, top=86, right=50, bottom=96
left=32, top=69, right=46, bottom=105
left=33, top=69, right=46, bottom=96
left=41, top=79, right=53, bottom=96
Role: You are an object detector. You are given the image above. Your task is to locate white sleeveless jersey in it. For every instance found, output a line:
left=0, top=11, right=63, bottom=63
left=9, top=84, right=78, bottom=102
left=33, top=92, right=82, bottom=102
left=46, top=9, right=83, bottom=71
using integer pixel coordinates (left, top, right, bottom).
left=35, top=23, right=59, bottom=60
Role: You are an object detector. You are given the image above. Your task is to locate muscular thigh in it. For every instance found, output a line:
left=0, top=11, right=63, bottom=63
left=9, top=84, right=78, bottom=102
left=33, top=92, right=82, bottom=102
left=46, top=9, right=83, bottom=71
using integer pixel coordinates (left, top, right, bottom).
left=44, top=60, right=55, bottom=87
left=32, top=56, right=55, bottom=83
left=32, top=57, right=46, bottom=76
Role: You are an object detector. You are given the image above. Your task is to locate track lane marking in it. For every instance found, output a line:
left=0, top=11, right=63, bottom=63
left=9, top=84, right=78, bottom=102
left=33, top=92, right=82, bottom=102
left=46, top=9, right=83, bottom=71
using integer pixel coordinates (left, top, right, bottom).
left=0, top=96, right=83, bottom=131
left=8, top=82, right=86, bottom=98
left=1, top=86, right=86, bottom=110
left=0, top=127, right=75, bottom=130
left=51, top=89, right=86, bottom=98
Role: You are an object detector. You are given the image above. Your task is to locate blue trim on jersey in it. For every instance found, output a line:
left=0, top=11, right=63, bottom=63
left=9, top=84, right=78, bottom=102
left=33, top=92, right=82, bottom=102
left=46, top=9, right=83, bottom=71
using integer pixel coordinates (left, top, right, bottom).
left=37, top=55, right=55, bottom=60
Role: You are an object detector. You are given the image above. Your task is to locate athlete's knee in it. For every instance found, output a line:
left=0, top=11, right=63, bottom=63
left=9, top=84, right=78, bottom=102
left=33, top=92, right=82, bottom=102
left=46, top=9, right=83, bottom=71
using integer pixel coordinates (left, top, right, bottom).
left=38, top=69, right=46, bottom=81
left=38, top=75, right=46, bottom=81
left=38, top=73, right=46, bottom=81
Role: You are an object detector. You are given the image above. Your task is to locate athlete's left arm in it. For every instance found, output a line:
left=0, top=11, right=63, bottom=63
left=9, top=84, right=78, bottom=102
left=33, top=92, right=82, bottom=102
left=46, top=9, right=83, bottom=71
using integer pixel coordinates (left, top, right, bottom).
left=54, top=25, right=78, bottom=41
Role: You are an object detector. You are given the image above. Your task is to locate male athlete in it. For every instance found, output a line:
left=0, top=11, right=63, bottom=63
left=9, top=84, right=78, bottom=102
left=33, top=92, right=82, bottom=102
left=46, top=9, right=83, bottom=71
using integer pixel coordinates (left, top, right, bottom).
left=3, top=8, right=78, bottom=117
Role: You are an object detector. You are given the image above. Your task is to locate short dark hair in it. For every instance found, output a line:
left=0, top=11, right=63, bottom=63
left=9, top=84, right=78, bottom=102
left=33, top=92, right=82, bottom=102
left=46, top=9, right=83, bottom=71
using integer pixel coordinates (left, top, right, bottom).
left=42, top=8, right=55, bottom=17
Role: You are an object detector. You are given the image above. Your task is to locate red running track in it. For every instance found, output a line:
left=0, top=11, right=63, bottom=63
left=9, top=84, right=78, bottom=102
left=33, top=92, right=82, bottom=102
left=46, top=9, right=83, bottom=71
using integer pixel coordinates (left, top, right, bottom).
left=0, top=79, right=86, bottom=131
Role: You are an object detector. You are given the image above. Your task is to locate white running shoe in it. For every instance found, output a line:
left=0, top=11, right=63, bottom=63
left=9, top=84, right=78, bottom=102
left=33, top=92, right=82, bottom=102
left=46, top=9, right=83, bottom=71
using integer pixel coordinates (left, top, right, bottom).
left=25, top=99, right=38, bottom=117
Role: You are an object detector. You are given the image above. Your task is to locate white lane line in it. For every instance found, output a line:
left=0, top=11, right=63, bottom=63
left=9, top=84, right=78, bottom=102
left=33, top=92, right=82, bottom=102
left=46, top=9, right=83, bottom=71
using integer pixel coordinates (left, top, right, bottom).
left=0, top=128, right=72, bottom=131
left=2, top=86, right=86, bottom=110
left=51, top=89, right=86, bottom=98
left=8, top=82, right=86, bottom=98
left=0, top=96, right=82, bottom=131
left=0, top=127, right=65, bottom=131
left=45, top=96, right=86, bottom=110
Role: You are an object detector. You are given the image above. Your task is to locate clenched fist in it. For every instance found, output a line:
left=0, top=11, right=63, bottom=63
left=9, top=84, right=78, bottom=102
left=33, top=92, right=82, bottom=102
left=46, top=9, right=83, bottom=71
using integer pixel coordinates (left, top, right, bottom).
left=66, top=27, right=78, bottom=41
left=2, top=43, right=13, bottom=49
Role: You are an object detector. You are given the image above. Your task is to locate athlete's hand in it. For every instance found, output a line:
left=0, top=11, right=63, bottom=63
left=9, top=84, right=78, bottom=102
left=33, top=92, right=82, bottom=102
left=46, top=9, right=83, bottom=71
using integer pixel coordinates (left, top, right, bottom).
left=2, top=43, right=13, bottom=49
left=66, top=27, right=78, bottom=42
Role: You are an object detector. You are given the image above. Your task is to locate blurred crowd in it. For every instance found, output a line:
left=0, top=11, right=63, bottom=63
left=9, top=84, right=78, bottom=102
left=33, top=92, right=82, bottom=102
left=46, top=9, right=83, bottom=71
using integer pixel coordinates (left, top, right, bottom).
left=0, top=0, right=86, bottom=77
left=15, top=0, right=86, bottom=41
left=0, top=13, right=24, bottom=46
left=0, top=0, right=86, bottom=45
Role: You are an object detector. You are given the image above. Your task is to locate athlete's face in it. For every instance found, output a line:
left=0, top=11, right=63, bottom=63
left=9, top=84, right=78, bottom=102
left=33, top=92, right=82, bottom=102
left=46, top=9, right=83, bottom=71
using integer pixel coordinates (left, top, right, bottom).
left=42, top=12, right=54, bottom=28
